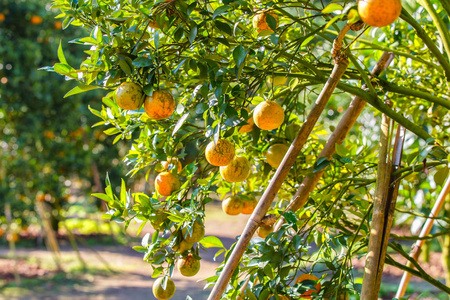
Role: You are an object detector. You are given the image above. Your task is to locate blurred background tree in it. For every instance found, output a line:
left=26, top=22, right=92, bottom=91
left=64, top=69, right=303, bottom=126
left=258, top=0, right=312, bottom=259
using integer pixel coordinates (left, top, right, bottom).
left=0, top=0, right=124, bottom=241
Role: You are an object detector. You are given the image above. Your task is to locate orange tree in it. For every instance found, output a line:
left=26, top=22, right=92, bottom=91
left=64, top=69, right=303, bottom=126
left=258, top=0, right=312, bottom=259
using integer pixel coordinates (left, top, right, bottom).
left=0, top=0, right=124, bottom=233
left=50, top=0, right=450, bottom=299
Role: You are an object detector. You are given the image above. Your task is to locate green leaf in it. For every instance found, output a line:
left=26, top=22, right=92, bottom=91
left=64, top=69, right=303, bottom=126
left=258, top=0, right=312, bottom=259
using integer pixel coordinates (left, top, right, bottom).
left=199, top=236, right=224, bottom=248
left=132, top=246, right=147, bottom=252
left=324, top=15, right=341, bottom=30
left=172, top=113, right=189, bottom=136
left=347, top=8, right=361, bottom=24
left=233, top=45, right=246, bottom=67
left=120, top=179, right=127, bottom=205
left=189, top=25, right=197, bottom=44
left=57, top=41, right=68, bottom=65
left=104, top=127, right=121, bottom=135
left=335, top=143, right=349, bottom=157
left=266, top=14, right=277, bottom=31
left=54, top=63, right=76, bottom=78
left=214, top=21, right=232, bottom=35
left=92, top=193, right=112, bottom=202
left=434, top=166, right=449, bottom=186
left=322, top=3, right=344, bottom=14
left=154, top=31, right=159, bottom=49
left=132, top=57, right=153, bottom=67
left=213, top=5, right=231, bottom=19
left=64, top=85, right=100, bottom=98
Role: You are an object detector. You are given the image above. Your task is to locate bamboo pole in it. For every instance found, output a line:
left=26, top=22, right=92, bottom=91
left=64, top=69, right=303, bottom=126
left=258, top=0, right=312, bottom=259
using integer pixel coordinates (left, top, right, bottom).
left=361, top=124, right=406, bottom=299
left=395, top=175, right=450, bottom=298
left=207, top=24, right=352, bottom=300
left=274, top=52, right=395, bottom=232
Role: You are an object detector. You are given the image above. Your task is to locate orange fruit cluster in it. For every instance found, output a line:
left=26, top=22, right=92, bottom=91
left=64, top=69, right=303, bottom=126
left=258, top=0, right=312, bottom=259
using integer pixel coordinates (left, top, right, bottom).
left=222, top=195, right=258, bottom=215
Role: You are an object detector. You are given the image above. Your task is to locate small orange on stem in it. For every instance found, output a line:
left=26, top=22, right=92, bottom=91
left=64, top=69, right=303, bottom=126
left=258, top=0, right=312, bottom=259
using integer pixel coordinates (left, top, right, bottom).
left=257, top=224, right=273, bottom=238
left=30, top=15, right=43, bottom=25
left=115, top=82, right=144, bottom=110
left=222, top=196, right=243, bottom=215
left=205, top=139, right=235, bottom=166
left=182, top=221, right=205, bottom=244
left=241, top=196, right=258, bottom=214
left=54, top=21, right=62, bottom=29
left=155, top=172, right=181, bottom=196
left=144, top=90, right=175, bottom=120
left=177, top=254, right=200, bottom=277
left=266, top=144, right=289, bottom=168
left=152, top=277, right=176, bottom=300
left=253, top=101, right=285, bottom=130
left=220, top=155, right=251, bottom=182
left=357, top=0, right=402, bottom=27
left=0, top=13, right=5, bottom=22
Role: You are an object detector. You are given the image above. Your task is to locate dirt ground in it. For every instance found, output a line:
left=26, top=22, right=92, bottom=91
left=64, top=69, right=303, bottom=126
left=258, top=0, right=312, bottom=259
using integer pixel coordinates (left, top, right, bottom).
left=0, top=206, right=448, bottom=300
left=0, top=206, right=250, bottom=300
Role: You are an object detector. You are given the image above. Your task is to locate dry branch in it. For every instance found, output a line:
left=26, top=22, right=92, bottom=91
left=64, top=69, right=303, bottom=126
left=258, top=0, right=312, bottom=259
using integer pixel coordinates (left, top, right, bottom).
left=395, top=175, right=450, bottom=298
left=274, top=52, right=394, bottom=232
left=207, top=24, right=352, bottom=300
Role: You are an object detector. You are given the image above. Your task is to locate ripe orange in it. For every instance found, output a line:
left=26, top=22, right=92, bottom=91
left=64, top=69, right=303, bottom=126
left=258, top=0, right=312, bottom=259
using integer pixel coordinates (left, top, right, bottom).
left=222, top=196, right=243, bottom=215
left=252, top=11, right=278, bottom=33
left=161, top=157, right=182, bottom=173
left=44, top=130, right=55, bottom=139
left=152, top=277, right=176, bottom=300
left=54, top=21, right=62, bottom=29
left=266, top=144, right=289, bottom=168
left=173, top=239, right=193, bottom=253
left=295, top=274, right=321, bottom=299
left=220, top=155, right=251, bottom=182
left=115, top=82, right=144, bottom=110
left=238, top=108, right=254, bottom=133
left=6, top=233, right=19, bottom=243
left=30, top=15, right=43, bottom=25
left=241, top=196, right=258, bottom=214
left=205, top=139, right=235, bottom=166
left=257, top=224, right=273, bottom=238
left=253, top=101, right=285, bottom=130
left=0, top=13, right=5, bottom=22
left=177, top=254, right=200, bottom=277
left=358, top=0, right=402, bottom=27
left=144, top=90, right=175, bottom=120
left=155, top=172, right=181, bottom=196
left=182, top=221, right=205, bottom=243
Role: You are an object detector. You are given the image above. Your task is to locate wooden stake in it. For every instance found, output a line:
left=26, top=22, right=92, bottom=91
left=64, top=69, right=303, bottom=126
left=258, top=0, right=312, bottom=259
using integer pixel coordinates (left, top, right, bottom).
left=207, top=25, right=351, bottom=300
left=274, top=52, right=394, bottom=231
left=395, top=175, right=450, bottom=298
left=361, top=123, right=406, bottom=299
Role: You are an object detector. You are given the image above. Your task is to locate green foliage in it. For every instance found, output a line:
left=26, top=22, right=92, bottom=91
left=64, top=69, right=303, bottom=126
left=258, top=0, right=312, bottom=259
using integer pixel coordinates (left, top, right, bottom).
left=50, top=0, right=450, bottom=298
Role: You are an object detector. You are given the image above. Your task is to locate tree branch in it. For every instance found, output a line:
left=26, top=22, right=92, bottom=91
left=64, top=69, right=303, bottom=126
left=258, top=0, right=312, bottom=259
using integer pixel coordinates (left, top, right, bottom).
left=400, top=9, right=450, bottom=81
